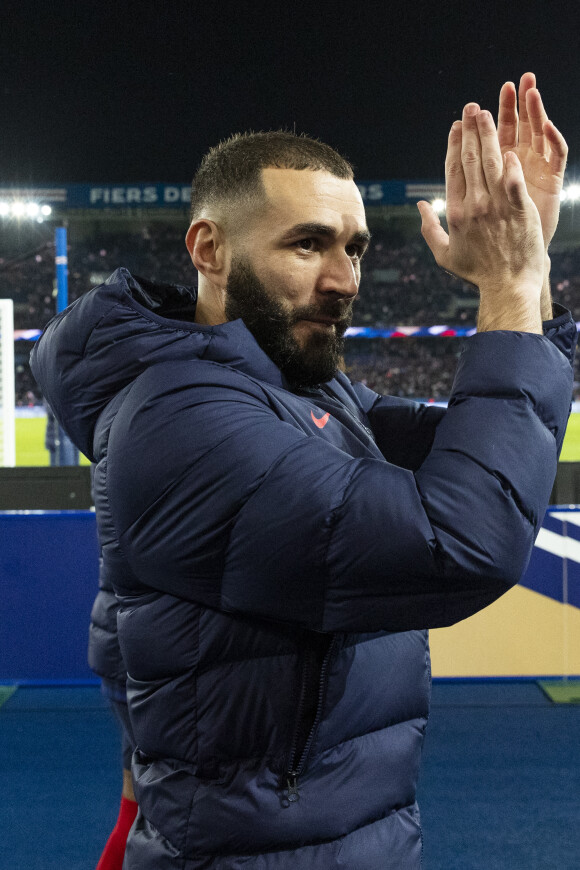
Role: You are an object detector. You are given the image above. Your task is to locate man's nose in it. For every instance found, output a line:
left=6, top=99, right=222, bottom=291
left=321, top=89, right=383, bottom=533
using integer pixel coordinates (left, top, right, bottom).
left=317, top=251, right=359, bottom=298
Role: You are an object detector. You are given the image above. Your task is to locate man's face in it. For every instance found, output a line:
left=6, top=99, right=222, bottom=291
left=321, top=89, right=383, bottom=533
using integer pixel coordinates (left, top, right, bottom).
left=224, top=168, right=370, bottom=388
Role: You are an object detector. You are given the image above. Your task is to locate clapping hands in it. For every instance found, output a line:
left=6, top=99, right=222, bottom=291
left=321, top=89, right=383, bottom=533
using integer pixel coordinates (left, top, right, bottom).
left=417, top=74, right=566, bottom=333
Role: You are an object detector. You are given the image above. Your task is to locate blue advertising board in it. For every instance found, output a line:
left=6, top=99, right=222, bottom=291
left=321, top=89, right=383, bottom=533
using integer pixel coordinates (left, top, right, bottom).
left=0, top=180, right=445, bottom=210
left=1, top=507, right=579, bottom=683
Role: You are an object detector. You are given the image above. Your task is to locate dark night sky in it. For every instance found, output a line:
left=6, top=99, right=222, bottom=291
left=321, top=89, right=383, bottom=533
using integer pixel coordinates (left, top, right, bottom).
left=1, top=0, right=579, bottom=185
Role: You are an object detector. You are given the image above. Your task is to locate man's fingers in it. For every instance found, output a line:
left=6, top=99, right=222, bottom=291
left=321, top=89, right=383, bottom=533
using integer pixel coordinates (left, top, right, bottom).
left=544, top=119, right=568, bottom=175
left=417, top=201, right=450, bottom=265
left=525, top=88, right=549, bottom=157
left=503, top=151, right=530, bottom=210
left=445, top=120, right=465, bottom=205
left=461, top=103, right=487, bottom=193
left=497, top=81, right=518, bottom=150
left=476, top=110, right=503, bottom=192
left=517, top=72, right=536, bottom=146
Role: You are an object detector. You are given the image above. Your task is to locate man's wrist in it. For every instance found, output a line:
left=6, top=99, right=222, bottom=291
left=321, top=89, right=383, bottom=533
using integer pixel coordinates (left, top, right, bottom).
left=477, top=289, right=543, bottom=333
left=540, top=253, right=553, bottom=322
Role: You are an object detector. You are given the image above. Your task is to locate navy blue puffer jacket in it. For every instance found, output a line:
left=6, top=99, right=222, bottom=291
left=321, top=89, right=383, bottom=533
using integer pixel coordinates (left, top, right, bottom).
left=31, top=269, right=575, bottom=869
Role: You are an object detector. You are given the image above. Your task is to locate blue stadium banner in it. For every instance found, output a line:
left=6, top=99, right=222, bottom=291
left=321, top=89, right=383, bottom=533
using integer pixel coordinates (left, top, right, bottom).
left=77, top=184, right=192, bottom=207
left=0, top=181, right=445, bottom=210
left=0, top=183, right=191, bottom=209
left=355, top=181, right=443, bottom=204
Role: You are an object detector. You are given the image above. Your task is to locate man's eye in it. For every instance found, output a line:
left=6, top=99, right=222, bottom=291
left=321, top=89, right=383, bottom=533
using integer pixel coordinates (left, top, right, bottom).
left=295, top=238, right=316, bottom=251
left=346, top=244, right=363, bottom=259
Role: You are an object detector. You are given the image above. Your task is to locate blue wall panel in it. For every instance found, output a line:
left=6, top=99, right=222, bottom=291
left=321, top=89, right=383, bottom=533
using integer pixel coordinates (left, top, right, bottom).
left=520, top=547, right=565, bottom=603
left=0, top=511, right=99, bottom=682
left=1, top=507, right=578, bottom=683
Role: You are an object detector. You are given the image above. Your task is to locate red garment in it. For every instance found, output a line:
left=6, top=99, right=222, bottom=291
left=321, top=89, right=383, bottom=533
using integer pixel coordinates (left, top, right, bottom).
left=96, top=796, right=138, bottom=870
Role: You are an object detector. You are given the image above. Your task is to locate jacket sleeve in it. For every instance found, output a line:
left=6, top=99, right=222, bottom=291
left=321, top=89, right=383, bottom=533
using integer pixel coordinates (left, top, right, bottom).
left=348, top=303, right=574, bottom=470
left=107, top=316, right=575, bottom=634
left=349, top=382, right=447, bottom=471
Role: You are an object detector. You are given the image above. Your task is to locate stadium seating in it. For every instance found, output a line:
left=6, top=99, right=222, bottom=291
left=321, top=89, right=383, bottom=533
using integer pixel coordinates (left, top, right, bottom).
left=3, top=222, right=580, bottom=403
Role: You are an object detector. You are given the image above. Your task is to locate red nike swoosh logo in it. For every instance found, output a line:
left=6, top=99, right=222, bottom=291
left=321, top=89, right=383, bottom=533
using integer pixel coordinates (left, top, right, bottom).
left=311, top=410, right=330, bottom=429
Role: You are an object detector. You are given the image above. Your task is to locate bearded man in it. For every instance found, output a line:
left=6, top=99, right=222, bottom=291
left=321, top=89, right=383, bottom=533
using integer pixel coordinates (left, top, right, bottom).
left=32, top=74, right=575, bottom=869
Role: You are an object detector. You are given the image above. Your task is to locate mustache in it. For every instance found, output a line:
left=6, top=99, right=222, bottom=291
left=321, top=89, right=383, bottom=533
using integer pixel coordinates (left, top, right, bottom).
left=289, top=300, right=354, bottom=326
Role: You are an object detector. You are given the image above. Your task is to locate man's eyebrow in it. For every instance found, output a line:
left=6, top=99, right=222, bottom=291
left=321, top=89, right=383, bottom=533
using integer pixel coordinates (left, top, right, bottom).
left=281, top=222, right=372, bottom=246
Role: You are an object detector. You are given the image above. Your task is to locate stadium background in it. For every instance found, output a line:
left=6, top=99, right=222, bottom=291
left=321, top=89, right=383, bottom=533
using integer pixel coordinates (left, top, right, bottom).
left=2, top=3, right=579, bottom=865
left=2, top=179, right=580, bottom=683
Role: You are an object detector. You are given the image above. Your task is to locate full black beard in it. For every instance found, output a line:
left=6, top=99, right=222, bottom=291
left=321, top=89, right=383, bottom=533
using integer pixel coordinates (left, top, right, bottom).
left=224, top=257, right=353, bottom=388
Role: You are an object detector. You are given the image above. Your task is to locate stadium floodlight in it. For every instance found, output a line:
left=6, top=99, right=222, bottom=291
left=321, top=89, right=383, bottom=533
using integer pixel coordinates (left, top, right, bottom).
left=431, top=198, right=446, bottom=215
left=566, top=184, right=580, bottom=202
left=0, top=200, right=53, bottom=220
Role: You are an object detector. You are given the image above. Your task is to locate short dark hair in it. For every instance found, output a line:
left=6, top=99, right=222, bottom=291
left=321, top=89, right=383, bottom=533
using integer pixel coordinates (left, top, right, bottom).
left=190, top=130, right=354, bottom=222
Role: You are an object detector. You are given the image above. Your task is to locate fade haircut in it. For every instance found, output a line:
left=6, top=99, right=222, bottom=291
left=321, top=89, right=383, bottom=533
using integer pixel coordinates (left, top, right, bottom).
left=190, top=131, right=354, bottom=224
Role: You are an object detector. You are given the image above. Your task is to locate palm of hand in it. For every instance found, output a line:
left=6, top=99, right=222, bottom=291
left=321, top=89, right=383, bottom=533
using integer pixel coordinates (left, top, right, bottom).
left=507, top=143, right=563, bottom=247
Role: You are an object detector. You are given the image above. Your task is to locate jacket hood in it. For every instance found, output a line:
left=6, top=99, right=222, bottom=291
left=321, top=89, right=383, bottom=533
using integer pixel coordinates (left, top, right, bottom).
left=30, top=267, right=286, bottom=461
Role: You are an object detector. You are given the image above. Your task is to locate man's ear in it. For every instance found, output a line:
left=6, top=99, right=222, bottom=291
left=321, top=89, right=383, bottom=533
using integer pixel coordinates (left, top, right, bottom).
left=185, top=219, right=228, bottom=279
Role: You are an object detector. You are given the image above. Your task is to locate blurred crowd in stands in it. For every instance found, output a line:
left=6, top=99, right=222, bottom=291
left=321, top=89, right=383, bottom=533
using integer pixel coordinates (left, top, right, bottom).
left=3, top=221, right=580, bottom=405
left=344, top=338, right=460, bottom=401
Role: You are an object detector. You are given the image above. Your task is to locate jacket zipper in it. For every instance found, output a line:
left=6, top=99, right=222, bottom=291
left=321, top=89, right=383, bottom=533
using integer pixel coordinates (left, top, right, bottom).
left=283, top=635, right=337, bottom=806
